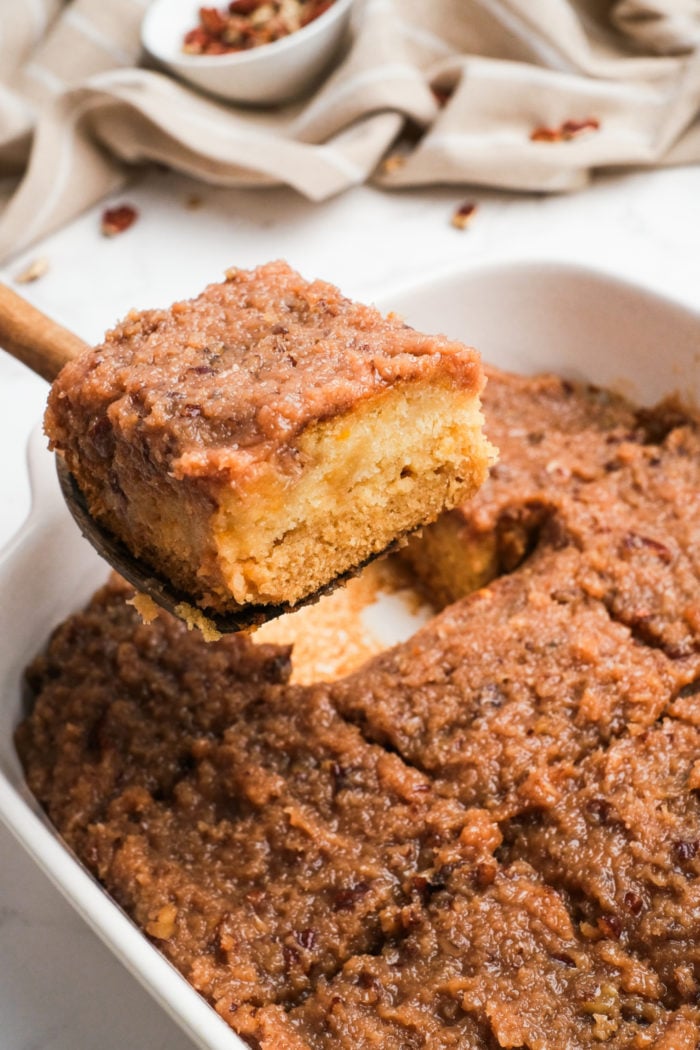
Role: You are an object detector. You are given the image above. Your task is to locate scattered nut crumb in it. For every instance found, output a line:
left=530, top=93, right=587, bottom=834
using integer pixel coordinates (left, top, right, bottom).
left=101, top=203, right=139, bottom=237
left=381, top=153, right=406, bottom=176
left=530, top=125, right=560, bottom=143
left=127, top=592, right=162, bottom=624
left=530, top=117, right=600, bottom=143
left=14, top=257, right=49, bottom=284
left=174, top=601, right=223, bottom=642
left=185, top=194, right=203, bottom=210
left=561, top=117, right=601, bottom=139
left=451, top=201, right=478, bottom=230
left=431, top=84, right=453, bottom=108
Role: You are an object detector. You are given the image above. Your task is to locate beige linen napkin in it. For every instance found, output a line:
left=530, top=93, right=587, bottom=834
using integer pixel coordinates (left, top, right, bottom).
left=0, top=0, right=699, bottom=263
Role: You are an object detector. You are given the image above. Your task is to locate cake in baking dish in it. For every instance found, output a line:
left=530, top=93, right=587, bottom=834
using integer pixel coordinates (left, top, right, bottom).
left=45, top=261, right=493, bottom=619
left=19, top=370, right=700, bottom=1048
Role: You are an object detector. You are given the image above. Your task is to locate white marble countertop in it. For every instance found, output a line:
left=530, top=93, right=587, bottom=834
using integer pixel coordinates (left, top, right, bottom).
left=0, top=163, right=698, bottom=1050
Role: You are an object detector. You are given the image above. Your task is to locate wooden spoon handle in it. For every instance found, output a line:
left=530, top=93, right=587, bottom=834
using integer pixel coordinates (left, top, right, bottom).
left=0, top=282, right=89, bottom=383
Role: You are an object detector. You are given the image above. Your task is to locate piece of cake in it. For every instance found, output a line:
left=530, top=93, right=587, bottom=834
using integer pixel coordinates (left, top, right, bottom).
left=45, top=261, right=493, bottom=620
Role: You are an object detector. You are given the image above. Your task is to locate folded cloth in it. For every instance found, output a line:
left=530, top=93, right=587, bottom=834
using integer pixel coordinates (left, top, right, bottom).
left=0, top=0, right=699, bottom=263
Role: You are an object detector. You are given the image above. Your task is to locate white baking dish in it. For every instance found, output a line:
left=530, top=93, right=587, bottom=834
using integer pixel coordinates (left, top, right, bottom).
left=0, top=261, right=698, bottom=1050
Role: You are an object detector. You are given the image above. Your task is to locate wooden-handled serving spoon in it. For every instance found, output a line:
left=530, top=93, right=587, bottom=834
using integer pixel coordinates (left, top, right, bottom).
left=0, top=282, right=88, bottom=381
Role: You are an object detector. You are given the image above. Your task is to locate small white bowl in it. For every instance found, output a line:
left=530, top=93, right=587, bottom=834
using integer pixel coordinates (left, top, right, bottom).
left=141, top=0, right=355, bottom=106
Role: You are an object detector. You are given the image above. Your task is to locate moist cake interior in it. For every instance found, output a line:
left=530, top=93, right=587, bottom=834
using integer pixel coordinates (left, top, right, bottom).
left=212, top=381, right=488, bottom=606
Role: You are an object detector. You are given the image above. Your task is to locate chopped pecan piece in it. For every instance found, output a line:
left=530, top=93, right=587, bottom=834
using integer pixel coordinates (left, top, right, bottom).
left=101, top=204, right=139, bottom=238
left=530, top=117, right=601, bottom=143
left=182, top=0, right=336, bottom=54
left=561, top=117, right=601, bottom=139
left=451, top=202, right=478, bottom=230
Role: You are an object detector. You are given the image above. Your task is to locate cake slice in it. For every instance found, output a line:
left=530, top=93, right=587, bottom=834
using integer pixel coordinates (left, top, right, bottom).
left=45, top=261, right=493, bottom=622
